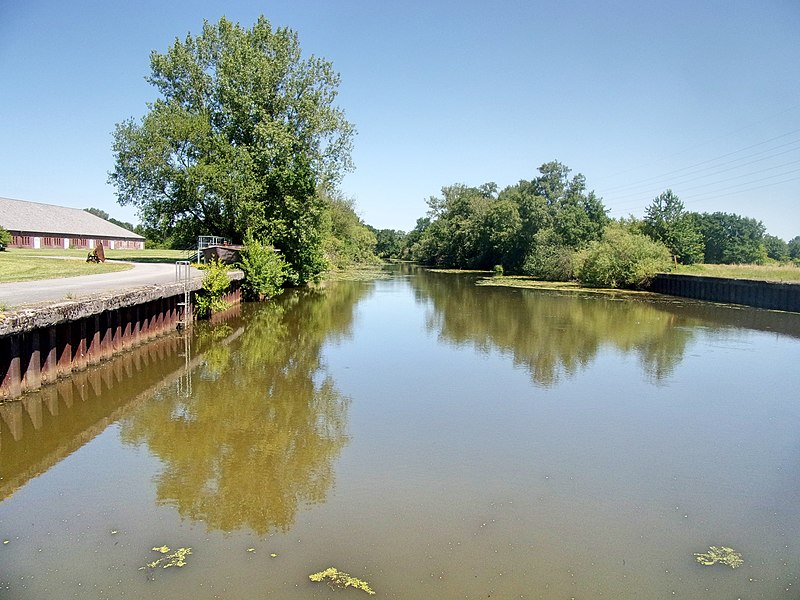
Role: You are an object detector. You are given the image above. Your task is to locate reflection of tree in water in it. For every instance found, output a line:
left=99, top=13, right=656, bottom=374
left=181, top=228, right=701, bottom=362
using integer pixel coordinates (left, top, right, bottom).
left=412, top=270, right=696, bottom=385
left=120, top=283, right=370, bottom=534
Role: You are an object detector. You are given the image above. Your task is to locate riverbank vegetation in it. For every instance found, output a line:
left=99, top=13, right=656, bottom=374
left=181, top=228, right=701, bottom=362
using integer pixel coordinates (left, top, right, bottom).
left=194, top=259, right=232, bottom=319
left=238, top=232, right=287, bottom=301
left=390, top=161, right=671, bottom=289
left=380, top=163, right=799, bottom=289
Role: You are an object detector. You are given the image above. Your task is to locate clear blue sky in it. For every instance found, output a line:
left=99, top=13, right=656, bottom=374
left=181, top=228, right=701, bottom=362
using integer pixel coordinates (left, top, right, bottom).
left=2, top=1, right=799, bottom=240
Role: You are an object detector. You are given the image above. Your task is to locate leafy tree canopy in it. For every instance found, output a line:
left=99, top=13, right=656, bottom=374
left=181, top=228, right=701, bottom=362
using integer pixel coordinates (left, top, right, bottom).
left=642, top=190, right=703, bottom=264
left=322, top=192, right=378, bottom=269
left=109, top=16, right=355, bottom=284
left=410, top=161, right=608, bottom=273
left=763, top=234, right=789, bottom=262
left=788, top=236, right=800, bottom=260
left=372, top=228, right=406, bottom=259
left=84, top=207, right=137, bottom=233
left=691, top=211, right=767, bottom=264
left=575, top=221, right=673, bottom=289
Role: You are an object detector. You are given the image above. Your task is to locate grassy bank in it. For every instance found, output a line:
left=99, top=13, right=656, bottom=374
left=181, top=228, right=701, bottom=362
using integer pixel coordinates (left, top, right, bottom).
left=0, top=248, right=191, bottom=283
left=0, top=250, right=131, bottom=283
left=475, top=275, right=656, bottom=298
left=322, top=264, right=391, bottom=281
left=476, top=263, right=800, bottom=296
left=675, top=263, right=800, bottom=282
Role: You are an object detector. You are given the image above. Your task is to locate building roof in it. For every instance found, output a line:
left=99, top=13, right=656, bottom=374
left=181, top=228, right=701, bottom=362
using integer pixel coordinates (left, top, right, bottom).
left=0, top=196, right=144, bottom=240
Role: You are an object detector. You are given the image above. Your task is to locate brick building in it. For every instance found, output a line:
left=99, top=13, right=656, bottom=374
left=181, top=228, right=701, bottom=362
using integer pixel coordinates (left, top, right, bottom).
left=0, top=196, right=144, bottom=250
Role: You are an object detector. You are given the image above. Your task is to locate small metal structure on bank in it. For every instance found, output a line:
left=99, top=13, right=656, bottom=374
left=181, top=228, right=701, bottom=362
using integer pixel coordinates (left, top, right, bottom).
left=175, top=260, right=192, bottom=329
left=197, top=235, right=225, bottom=263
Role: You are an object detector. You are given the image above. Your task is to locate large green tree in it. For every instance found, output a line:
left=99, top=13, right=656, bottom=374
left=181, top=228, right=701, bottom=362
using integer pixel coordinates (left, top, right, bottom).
left=109, top=16, right=354, bottom=284
left=642, top=190, right=703, bottom=264
left=372, top=228, right=406, bottom=259
left=691, top=211, right=767, bottom=264
left=788, top=236, right=800, bottom=260
left=0, top=226, right=11, bottom=249
left=575, top=221, right=673, bottom=289
left=763, top=234, right=789, bottom=262
left=322, top=192, right=377, bottom=268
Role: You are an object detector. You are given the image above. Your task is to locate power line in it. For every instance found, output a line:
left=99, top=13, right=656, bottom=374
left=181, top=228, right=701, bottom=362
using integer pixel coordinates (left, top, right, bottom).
left=685, top=171, right=800, bottom=204
left=602, top=137, right=800, bottom=199
left=596, top=103, right=800, bottom=184
left=600, top=129, right=800, bottom=197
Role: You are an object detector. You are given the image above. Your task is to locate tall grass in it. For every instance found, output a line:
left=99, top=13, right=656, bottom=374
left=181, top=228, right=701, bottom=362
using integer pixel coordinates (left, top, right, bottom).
left=676, top=262, right=800, bottom=282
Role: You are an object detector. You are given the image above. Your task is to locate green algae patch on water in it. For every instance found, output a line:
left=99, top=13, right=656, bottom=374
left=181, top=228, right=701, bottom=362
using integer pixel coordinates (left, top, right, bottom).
left=141, top=545, right=192, bottom=569
left=309, top=567, right=376, bottom=594
left=694, top=546, right=743, bottom=568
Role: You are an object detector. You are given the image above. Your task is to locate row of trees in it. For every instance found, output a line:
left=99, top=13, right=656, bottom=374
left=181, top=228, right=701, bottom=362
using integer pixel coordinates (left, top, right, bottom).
left=640, top=190, right=800, bottom=264
left=401, top=161, right=609, bottom=279
left=376, top=163, right=799, bottom=288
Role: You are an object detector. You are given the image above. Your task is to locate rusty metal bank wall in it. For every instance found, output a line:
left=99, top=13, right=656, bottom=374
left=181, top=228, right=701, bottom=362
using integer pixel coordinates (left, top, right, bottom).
left=648, top=273, right=800, bottom=313
left=0, top=275, right=242, bottom=401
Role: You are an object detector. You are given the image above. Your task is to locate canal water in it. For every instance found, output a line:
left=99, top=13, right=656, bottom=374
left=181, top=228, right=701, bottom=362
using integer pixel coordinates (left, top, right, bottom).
left=2, top=266, right=800, bottom=599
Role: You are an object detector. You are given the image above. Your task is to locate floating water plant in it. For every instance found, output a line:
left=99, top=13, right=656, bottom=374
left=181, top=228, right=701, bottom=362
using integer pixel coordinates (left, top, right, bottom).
left=694, top=546, right=743, bottom=568
left=141, top=545, right=192, bottom=570
left=309, top=567, right=375, bottom=594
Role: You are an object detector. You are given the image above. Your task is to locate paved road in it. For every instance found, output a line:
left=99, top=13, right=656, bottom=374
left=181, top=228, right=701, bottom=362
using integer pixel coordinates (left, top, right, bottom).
left=0, top=261, right=204, bottom=309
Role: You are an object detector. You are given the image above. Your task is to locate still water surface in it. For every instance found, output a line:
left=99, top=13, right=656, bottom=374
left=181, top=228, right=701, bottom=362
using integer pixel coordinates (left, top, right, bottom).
left=2, top=266, right=800, bottom=599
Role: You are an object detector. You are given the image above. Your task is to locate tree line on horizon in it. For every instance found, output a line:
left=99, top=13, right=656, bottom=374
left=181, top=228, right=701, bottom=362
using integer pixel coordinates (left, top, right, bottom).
left=370, top=163, right=800, bottom=288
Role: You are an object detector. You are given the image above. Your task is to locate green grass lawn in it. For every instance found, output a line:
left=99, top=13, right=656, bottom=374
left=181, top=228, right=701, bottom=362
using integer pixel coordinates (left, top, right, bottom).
left=106, top=248, right=194, bottom=263
left=0, top=248, right=194, bottom=283
left=675, top=262, right=800, bottom=282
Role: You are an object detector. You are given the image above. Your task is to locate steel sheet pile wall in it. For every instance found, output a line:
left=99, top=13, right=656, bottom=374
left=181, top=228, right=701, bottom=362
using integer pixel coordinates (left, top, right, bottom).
left=649, top=274, right=800, bottom=313
left=1, top=276, right=242, bottom=401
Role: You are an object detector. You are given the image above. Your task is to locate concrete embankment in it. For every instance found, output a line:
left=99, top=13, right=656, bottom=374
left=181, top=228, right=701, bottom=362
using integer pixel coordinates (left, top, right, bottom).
left=0, top=273, right=242, bottom=401
left=648, top=273, right=800, bottom=314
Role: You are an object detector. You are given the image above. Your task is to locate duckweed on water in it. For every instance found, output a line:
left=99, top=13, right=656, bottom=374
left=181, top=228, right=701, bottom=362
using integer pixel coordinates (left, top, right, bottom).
left=309, top=567, right=375, bottom=594
left=694, top=546, right=743, bottom=568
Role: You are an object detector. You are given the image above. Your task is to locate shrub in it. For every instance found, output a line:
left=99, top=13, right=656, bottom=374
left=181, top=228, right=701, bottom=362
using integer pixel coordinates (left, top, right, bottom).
left=522, top=229, right=575, bottom=281
left=575, top=223, right=673, bottom=289
left=194, top=259, right=231, bottom=318
left=0, top=226, right=11, bottom=250
left=493, top=264, right=504, bottom=276
left=239, top=231, right=287, bottom=301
